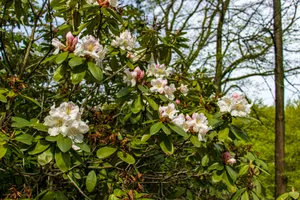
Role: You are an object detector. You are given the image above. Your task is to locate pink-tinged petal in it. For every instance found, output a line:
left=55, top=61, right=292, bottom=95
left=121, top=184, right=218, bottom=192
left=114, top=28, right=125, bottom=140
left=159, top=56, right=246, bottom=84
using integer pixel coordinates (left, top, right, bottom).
left=66, top=31, right=74, bottom=47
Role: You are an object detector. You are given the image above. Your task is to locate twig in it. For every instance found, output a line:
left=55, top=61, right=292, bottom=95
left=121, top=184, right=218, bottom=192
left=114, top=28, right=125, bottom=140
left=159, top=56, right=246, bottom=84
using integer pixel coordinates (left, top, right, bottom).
left=67, top=174, right=92, bottom=200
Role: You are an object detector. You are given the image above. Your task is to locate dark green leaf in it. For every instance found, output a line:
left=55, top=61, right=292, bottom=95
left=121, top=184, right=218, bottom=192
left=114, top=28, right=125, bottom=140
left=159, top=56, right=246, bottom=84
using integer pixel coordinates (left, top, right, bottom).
left=131, top=95, right=143, bottom=114
left=162, top=124, right=171, bottom=135
left=190, top=135, right=201, bottom=147
left=158, top=133, right=174, bottom=155
left=53, top=66, right=64, bottom=82
left=75, top=142, right=91, bottom=153
left=69, top=56, right=83, bottom=67
left=116, top=87, right=130, bottom=98
left=11, top=117, right=30, bottom=128
left=28, top=140, right=50, bottom=155
left=226, top=165, right=238, bottom=182
left=144, top=96, right=158, bottom=110
left=55, top=150, right=70, bottom=172
left=0, top=145, right=7, bottom=159
left=38, top=147, right=53, bottom=166
left=229, top=124, right=250, bottom=142
left=71, top=70, right=86, bottom=84
left=231, top=188, right=246, bottom=200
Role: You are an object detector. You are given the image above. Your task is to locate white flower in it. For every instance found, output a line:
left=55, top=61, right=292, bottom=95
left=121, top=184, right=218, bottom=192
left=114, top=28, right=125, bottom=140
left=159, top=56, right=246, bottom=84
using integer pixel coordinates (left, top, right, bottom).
left=217, top=92, right=252, bottom=117
left=164, top=84, right=176, bottom=100
left=74, top=35, right=107, bottom=65
left=123, top=67, right=145, bottom=87
left=123, top=68, right=137, bottom=87
left=146, top=63, right=171, bottom=78
left=178, top=84, right=189, bottom=96
left=227, top=158, right=237, bottom=164
left=185, top=113, right=211, bottom=141
left=44, top=102, right=89, bottom=144
left=112, top=30, right=136, bottom=51
left=150, top=78, right=168, bottom=94
left=52, top=38, right=66, bottom=55
left=108, top=0, right=118, bottom=7
left=86, top=0, right=98, bottom=5
left=159, top=103, right=178, bottom=120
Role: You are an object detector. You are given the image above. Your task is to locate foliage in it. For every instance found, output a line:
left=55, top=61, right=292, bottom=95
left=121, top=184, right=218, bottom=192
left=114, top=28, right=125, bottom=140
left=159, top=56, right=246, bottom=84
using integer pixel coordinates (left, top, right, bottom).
left=0, top=0, right=269, bottom=199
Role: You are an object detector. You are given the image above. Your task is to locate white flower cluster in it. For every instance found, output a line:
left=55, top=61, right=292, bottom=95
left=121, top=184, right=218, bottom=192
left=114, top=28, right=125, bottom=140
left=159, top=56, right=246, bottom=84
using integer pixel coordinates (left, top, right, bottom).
left=112, top=30, right=136, bottom=51
left=123, top=67, right=145, bottom=87
left=44, top=102, right=89, bottom=149
left=74, top=35, right=107, bottom=66
left=147, top=64, right=188, bottom=100
left=159, top=103, right=211, bottom=141
left=217, top=92, right=252, bottom=117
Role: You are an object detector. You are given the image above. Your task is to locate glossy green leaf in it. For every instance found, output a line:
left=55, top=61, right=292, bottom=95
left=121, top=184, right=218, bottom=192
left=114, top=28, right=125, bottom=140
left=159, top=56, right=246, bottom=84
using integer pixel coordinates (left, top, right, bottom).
left=117, top=151, right=135, bottom=164
left=229, top=124, right=250, bottom=142
left=158, top=133, right=174, bottom=155
left=57, top=135, right=73, bottom=153
left=15, top=133, right=34, bottom=145
left=69, top=56, right=83, bottom=67
left=144, top=96, right=158, bottom=110
left=55, top=150, right=70, bottom=172
left=241, top=191, right=249, bottom=200
left=116, top=87, right=130, bottom=98
left=53, top=66, right=64, bottom=82
left=97, top=147, right=117, bottom=159
left=238, top=165, right=249, bottom=176
left=71, top=70, right=86, bottom=84
left=0, top=145, right=7, bottom=159
left=86, top=170, right=97, bottom=192
left=162, top=124, right=171, bottom=135
left=38, top=147, right=53, bottom=166
left=88, top=62, right=103, bottom=82
left=132, top=95, right=143, bottom=114
left=202, top=155, right=209, bottom=167
left=0, top=94, right=7, bottom=103
left=75, top=142, right=91, bottom=153
left=226, top=165, right=238, bottom=182
left=168, top=123, right=188, bottom=137
left=190, top=135, right=201, bottom=147
left=28, top=140, right=50, bottom=155
left=11, top=117, right=30, bottom=128
left=42, top=191, right=56, bottom=200
left=231, top=188, right=246, bottom=200
left=150, top=122, right=162, bottom=135
left=55, top=52, right=69, bottom=64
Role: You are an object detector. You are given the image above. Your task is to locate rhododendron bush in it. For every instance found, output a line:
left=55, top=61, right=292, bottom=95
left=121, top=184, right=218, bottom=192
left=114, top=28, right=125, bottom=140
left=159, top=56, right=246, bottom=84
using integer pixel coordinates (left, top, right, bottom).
left=0, top=1, right=268, bottom=199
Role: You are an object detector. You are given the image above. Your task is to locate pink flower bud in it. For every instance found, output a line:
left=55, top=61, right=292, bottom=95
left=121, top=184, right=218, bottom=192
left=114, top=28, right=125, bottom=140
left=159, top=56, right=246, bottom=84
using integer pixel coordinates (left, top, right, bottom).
left=134, top=67, right=145, bottom=82
left=227, top=158, right=237, bottom=164
left=66, top=31, right=74, bottom=47
left=71, top=36, right=78, bottom=50
left=222, top=152, right=231, bottom=163
left=175, top=99, right=180, bottom=104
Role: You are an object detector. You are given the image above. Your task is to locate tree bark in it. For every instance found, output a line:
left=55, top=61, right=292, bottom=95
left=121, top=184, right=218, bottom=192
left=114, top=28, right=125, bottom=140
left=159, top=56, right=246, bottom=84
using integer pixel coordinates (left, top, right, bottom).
left=273, top=0, right=286, bottom=197
left=215, top=0, right=229, bottom=95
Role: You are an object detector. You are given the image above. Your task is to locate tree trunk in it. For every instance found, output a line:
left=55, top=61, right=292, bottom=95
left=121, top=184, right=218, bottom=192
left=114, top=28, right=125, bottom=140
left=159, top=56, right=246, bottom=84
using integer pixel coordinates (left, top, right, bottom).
left=215, top=0, right=229, bottom=95
left=273, top=0, right=286, bottom=197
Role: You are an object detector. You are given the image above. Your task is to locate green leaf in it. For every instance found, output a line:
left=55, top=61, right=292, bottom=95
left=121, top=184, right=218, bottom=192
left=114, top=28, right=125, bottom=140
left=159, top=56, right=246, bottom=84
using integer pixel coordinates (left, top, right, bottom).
left=218, top=128, right=229, bottom=142
left=38, top=147, right=53, bottom=166
left=75, top=142, right=91, bottom=153
left=158, top=133, right=174, bottom=155
left=19, top=94, right=41, bottom=107
left=162, top=124, right=171, bottom=135
left=168, top=123, right=188, bottom=137
left=28, top=140, right=50, bottom=155
left=202, top=155, right=209, bottom=167
left=116, top=87, right=130, bottom=98
left=144, top=96, right=158, bottom=110
left=159, top=94, right=168, bottom=102
left=42, top=191, right=56, bottom=200
left=238, top=165, right=249, bottom=176
left=68, top=56, right=83, bottom=67
left=190, top=135, right=201, bottom=147
left=88, top=62, right=103, bottom=82
left=45, top=136, right=58, bottom=142
left=0, top=145, right=7, bottom=159
left=212, top=171, right=224, bottom=183
left=231, top=188, right=246, bottom=200
left=241, top=191, right=249, bottom=200
left=86, top=170, right=97, bottom=192
left=53, top=66, right=64, bottom=82
left=71, top=70, right=86, bottom=84
left=276, top=193, right=289, bottom=200
left=289, top=192, right=300, bottom=199
left=11, top=117, right=30, bottom=128
left=55, top=52, right=69, bottom=64
left=0, top=94, right=7, bottom=103
left=55, top=191, right=68, bottom=200
left=141, top=134, right=151, bottom=142
left=57, top=135, right=73, bottom=153
left=15, top=133, right=34, bottom=145
left=229, top=124, right=250, bottom=142
left=106, top=8, right=123, bottom=23
left=208, top=163, right=223, bottom=171
left=226, top=165, right=238, bottom=182
left=150, top=122, right=162, bottom=135
left=131, top=95, right=143, bottom=114
left=138, top=85, right=149, bottom=93
left=97, top=147, right=117, bottom=159
left=117, top=151, right=136, bottom=164
left=55, top=150, right=71, bottom=172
